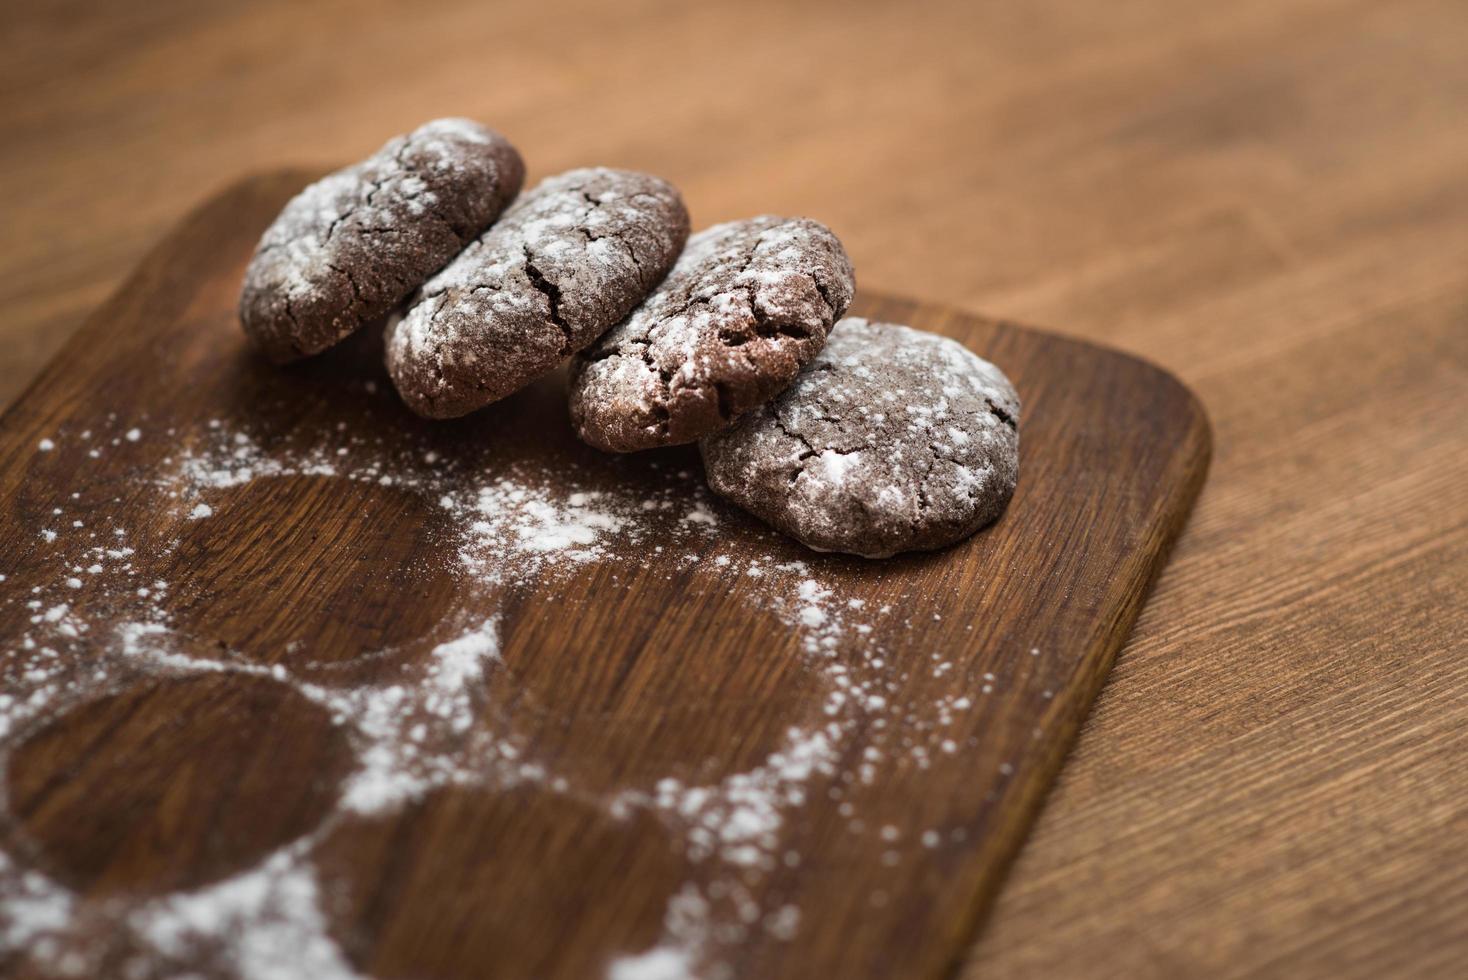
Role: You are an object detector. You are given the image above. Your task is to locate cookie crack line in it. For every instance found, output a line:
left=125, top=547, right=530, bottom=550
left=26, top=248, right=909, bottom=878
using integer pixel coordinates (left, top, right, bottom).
left=325, top=162, right=391, bottom=246
left=771, top=410, right=821, bottom=484
left=324, top=261, right=363, bottom=305
left=913, top=447, right=944, bottom=523
left=931, top=444, right=975, bottom=469
left=645, top=230, right=767, bottom=357
left=424, top=291, right=453, bottom=326
left=577, top=216, right=857, bottom=454
left=521, top=245, right=574, bottom=354
left=280, top=295, right=306, bottom=359
left=574, top=188, right=608, bottom=243
left=605, top=222, right=654, bottom=289
left=637, top=232, right=795, bottom=409
left=811, top=273, right=837, bottom=317
left=728, top=239, right=832, bottom=345
left=325, top=134, right=464, bottom=248
left=590, top=227, right=773, bottom=375
left=573, top=191, right=658, bottom=289
left=713, top=380, right=736, bottom=422
left=410, top=186, right=471, bottom=243
left=985, top=398, right=1018, bottom=430
left=367, top=137, right=415, bottom=210
left=625, top=236, right=648, bottom=286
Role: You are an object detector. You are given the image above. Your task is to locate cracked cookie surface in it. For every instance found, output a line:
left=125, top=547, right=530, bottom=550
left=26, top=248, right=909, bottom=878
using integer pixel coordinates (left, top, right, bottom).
left=700, top=318, right=1020, bottom=558
left=385, top=168, right=689, bottom=418
left=568, top=216, right=854, bottom=452
left=239, top=118, right=524, bottom=363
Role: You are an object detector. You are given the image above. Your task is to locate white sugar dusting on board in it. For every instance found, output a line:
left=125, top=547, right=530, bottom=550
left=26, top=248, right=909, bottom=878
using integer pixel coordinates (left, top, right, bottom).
left=132, top=849, right=357, bottom=980
left=1, top=412, right=1040, bottom=979
left=635, top=725, right=840, bottom=867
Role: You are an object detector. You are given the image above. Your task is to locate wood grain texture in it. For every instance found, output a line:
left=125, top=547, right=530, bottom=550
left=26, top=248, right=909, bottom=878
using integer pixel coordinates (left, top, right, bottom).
left=1, top=0, right=1465, bottom=976
left=0, top=172, right=1206, bottom=978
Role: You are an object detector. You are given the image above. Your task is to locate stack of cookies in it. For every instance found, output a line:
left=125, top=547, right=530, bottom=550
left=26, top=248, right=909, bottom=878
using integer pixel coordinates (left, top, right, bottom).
left=240, top=118, right=1019, bottom=558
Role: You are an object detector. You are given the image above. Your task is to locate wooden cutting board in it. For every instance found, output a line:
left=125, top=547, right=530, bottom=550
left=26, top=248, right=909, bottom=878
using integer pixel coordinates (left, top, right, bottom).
left=0, top=172, right=1209, bottom=980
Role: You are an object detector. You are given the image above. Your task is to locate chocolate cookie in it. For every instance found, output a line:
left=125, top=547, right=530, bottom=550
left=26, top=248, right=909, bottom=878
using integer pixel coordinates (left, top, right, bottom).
left=700, top=318, right=1020, bottom=558
left=385, top=168, right=689, bottom=418
left=240, top=118, right=524, bottom=363
left=568, top=216, right=855, bottom=452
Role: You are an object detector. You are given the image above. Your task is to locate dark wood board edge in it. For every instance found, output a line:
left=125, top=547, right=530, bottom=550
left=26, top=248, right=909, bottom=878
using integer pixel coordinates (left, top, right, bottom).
left=852, top=295, right=1213, bottom=975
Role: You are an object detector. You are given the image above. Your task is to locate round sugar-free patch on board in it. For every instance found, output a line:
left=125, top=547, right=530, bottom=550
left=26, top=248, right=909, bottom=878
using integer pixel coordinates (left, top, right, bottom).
left=239, top=118, right=525, bottom=363
left=700, top=318, right=1020, bottom=559
left=568, top=216, right=855, bottom=452
left=384, top=168, right=689, bottom=419
left=6, top=673, right=353, bottom=895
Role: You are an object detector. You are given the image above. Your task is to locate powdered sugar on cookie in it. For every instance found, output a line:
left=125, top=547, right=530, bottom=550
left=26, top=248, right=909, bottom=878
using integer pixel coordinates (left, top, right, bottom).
left=702, top=318, right=1020, bottom=558
left=385, top=168, right=689, bottom=418
left=570, top=216, right=855, bottom=451
left=239, top=118, right=524, bottom=362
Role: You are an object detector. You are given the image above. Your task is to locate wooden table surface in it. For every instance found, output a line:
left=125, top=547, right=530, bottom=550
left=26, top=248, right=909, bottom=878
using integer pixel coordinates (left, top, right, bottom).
left=2, top=1, right=1464, bottom=977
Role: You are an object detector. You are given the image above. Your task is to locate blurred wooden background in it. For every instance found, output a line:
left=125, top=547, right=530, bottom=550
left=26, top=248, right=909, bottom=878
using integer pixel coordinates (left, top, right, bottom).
left=2, top=0, right=1464, bottom=976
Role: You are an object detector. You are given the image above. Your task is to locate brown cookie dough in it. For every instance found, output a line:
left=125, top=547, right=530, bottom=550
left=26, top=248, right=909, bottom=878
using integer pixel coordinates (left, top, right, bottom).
left=700, top=318, right=1020, bottom=558
left=385, top=168, right=689, bottom=418
left=568, top=216, right=855, bottom=452
left=239, top=118, right=524, bottom=363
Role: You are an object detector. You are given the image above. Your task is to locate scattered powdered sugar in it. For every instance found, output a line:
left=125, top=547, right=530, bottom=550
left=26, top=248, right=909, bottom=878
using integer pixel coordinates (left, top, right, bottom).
left=315, top=616, right=513, bottom=816
left=636, top=725, right=840, bottom=867
left=421, top=619, right=501, bottom=710
left=1, top=412, right=1039, bottom=980
left=0, top=853, right=73, bottom=957
left=608, top=946, right=693, bottom=980
left=456, top=483, right=629, bottom=569
left=133, top=850, right=357, bottom=980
